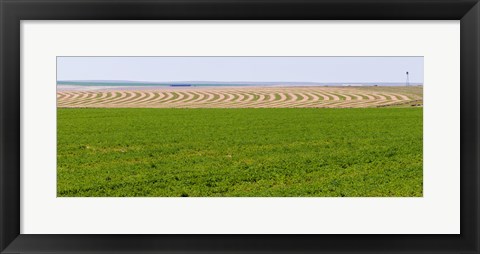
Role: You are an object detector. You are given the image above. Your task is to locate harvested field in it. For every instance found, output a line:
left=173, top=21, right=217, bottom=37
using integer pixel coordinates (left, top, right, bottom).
left=57, top=86, right=423, bottom=108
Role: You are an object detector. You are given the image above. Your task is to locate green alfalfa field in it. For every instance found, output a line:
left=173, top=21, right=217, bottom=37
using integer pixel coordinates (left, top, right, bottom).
left=57, top=108, right=422, bottom=197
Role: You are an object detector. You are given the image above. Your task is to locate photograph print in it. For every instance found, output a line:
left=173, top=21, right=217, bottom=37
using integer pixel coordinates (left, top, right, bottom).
left=57, top=56, right=423, bottom=197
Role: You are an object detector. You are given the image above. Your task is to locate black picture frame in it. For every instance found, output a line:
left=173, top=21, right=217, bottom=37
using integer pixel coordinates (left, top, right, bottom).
left=1, top=0, right=479, bottom=253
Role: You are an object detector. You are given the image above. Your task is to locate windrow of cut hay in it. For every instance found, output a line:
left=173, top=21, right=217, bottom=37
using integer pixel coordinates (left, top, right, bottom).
left=57, top=86, right=423, bottom=108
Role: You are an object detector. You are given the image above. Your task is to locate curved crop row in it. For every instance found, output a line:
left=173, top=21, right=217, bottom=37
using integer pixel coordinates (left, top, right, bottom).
left=57, top=87, right=422, bottom=108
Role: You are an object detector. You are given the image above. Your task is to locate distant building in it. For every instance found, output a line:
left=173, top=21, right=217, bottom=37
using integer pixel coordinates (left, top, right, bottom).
left=170, top=84, right=192, bottom=87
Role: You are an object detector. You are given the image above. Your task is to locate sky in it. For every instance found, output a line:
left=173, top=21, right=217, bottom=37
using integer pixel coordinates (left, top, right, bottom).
left=57, top=56, right=424, bottom=83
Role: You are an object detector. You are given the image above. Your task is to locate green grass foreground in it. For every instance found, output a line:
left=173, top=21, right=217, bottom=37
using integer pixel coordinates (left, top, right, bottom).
left=57, top=108, right=423, bottom=197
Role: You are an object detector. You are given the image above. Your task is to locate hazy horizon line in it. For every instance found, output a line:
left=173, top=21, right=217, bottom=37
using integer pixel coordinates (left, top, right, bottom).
left=57, top=80, right=423, bottom=84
